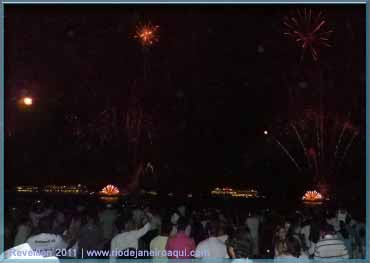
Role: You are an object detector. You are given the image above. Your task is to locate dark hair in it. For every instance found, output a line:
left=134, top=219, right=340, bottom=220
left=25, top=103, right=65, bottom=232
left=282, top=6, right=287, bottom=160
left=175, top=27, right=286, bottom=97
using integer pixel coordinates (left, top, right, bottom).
left=206, top=221, right=219, bottom=237
left=339, top=221, right=349, bottom=239
left=218, top=222, right=227, bottom=236
left=286, top=236, right=301, bottom=258
left=82, top=210, right=98, bottom=225
left=161, top=221, right=172, bottom=236
left=177, top=217, right=189, bottom=231
left=309, top=218, right=321, bottom=243
left=39, top=216, right=53, bottom=234
left=321, top=223, right=335, bottom=235
left=235, top=226, right=251, bottom=242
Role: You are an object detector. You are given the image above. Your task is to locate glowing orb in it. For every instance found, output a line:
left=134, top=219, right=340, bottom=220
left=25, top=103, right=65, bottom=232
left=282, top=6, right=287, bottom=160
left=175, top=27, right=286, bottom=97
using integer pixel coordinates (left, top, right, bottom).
left=100, top=184, right=120, bottom=196
left=302, top=190, right=323, bottom=202
left=264, top=130, right=269, bottom=135
left=23, top=97, right=33, bottom=106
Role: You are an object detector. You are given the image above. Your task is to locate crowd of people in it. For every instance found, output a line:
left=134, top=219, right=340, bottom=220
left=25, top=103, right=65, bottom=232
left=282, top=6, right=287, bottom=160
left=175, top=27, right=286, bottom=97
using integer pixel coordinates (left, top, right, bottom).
left=3, top=198, right=367, bottom=262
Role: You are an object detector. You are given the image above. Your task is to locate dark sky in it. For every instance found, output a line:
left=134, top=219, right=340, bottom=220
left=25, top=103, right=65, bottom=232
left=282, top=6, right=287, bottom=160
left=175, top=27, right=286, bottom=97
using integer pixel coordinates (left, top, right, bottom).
left=4, top=5, right=366, bottom=195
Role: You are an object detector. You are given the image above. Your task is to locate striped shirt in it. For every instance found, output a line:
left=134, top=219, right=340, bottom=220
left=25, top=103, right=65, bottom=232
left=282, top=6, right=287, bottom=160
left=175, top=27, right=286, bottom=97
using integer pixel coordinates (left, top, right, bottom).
left=314, top=235, right=349, bottom=259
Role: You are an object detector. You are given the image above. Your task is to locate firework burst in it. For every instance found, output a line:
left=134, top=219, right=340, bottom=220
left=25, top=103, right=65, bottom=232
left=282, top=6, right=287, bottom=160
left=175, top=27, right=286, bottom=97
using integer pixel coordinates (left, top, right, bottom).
left=283, top=8, right=333, bottom=61
left=266, top=109, right=360, bottom=184
left=100, top=184, right=120, bottom=195
left=134, top=23, right=159, bottom=47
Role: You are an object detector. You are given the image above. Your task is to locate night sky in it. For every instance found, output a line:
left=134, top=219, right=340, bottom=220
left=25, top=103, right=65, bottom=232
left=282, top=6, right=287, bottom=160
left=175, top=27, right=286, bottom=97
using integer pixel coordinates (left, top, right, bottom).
left=4, top=5, right=366, bottom=197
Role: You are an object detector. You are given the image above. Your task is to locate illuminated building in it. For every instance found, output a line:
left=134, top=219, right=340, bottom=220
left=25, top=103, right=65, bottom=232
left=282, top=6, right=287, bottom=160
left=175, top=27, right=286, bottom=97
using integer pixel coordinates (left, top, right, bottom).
left=16, top=186, right=39, bottom=193
left=42, top=184, right=89, bottom=194
left=211, top=187, right=259, bottom=199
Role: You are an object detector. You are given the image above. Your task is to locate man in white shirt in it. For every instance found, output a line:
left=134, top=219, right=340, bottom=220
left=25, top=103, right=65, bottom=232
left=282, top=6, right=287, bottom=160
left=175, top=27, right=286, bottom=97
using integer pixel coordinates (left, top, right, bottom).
left=26, top=216, right=68, bottom=257
left=3, top=243, right=60, bottom=261
left=314, top=224, right=349, bottom=260
left=217, top=222, right=229, bottom=243
left=195, top=221, right=228, bottom=261
left=110, top=212, right=152, bottom=263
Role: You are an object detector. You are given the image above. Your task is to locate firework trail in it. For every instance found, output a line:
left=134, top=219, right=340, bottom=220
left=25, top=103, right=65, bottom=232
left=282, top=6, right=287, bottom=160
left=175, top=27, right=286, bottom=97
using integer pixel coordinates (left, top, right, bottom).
left=308, top=147, right=319, bottom=179
left=315, top=115, right=321, bottom=162
left=291, top=123, right=311, bottom=168
left=267, top=110, right=360, bottom=184
left=273, top=137, right=302, bottom=171
left=338, top=131, right=358, bottom=168
left=334, top=124, right=347, bottom=160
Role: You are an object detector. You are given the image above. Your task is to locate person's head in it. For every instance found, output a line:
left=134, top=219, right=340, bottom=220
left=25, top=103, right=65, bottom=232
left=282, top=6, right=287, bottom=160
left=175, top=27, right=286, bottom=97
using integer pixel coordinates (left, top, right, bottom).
left=177, top=205, right=186, bottom=217
left=320, top=223, right=335, bottom=238
left=276, top=226, right=287, bottom=240
left=284, top=221, right=291, bottom=232
left=32, top=200, right=45, bottom=213
left=217, top=222, right=227, bottom=236
left=125, top=219, right=136, bottom=232
left=85, top=210, right=98, bottom=225
left=285, top=236, right=301, bottom=258
left=206, top=221, right=218, bottom=237
left=38, top=216, right=53, bottom=234
left=177, top=217, right=189, bottom=232
left=171, top=212, right=180, bottom=225
left=235, top=226, right=250, bottom=242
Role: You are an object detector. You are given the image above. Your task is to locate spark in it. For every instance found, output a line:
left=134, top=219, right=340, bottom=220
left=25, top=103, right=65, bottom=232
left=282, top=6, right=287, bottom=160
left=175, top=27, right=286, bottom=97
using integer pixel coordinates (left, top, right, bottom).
left=291, top=123, right=311, bottom=168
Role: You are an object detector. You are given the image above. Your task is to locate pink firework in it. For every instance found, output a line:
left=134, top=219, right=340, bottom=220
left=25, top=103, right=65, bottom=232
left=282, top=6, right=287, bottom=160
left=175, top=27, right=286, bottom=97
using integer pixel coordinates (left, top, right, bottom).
left=283, top=8, right=333, bottom=61
left=266, top=110, right=360, bottom=183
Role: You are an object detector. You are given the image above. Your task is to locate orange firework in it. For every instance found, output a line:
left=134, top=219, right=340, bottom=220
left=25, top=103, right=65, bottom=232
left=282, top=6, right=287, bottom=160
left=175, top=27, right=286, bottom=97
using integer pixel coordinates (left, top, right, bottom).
left=283, top=8, right=333, bottom=61
left=302, top=190, right=323, bottom=201
left=100, top=184, right=120, bottom=195
left=135, top=23, right=159, bottom=47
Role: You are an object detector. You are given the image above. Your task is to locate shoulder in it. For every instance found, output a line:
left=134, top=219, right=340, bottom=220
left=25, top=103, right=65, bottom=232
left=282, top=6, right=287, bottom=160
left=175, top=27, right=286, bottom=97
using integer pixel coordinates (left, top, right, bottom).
left=196, top=239, right=207, bottom=248
left=111, top=232, right=124, bottom=242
